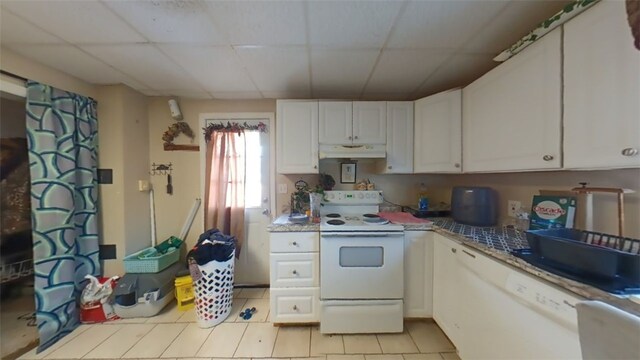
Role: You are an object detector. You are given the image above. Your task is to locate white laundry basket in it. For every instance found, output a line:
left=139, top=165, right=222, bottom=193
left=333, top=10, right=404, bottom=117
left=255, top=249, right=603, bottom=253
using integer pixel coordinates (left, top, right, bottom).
left=193, top=251, right=234, bottom=328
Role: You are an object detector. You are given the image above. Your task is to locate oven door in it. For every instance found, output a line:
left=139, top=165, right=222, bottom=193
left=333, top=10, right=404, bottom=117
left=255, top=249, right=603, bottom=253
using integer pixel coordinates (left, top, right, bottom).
left=320, top=232, right=404, bottom=300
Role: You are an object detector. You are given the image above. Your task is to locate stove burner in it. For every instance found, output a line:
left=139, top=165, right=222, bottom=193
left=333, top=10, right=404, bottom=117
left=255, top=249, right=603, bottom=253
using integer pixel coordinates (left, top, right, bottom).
left=327, top=219, right=345, bottom=226
left=326, top=213, right=342, bottom=218
left=363, top=214, right=380, bottom=218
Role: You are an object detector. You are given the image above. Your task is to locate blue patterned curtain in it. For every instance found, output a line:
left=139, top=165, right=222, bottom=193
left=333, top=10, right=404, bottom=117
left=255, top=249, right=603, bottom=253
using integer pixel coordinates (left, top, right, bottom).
left=25, top=81, right=100, bottom=352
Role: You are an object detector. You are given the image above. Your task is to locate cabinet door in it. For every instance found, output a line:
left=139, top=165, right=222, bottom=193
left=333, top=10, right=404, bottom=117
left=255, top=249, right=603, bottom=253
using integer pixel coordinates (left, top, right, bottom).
left=319, top=101, right=352, bottom=145
left=564, top=0, right=640, bottom=169
left=353, top=102, right=386, bottom=144
left=276, top=100, right=319, bottom=174
left=382, top=102, right=414, bottom=174
left=463, top=28, right=561, bottom=172
left=432, top=234, right=463, bottom=346
left=414, top=89, right=462, bottom=173
left=403, top=231, right=433, bottom=317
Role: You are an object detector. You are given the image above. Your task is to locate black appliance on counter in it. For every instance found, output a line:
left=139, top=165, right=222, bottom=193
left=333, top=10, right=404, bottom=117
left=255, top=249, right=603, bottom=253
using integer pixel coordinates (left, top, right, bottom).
left=451, top=186, right=498, bottom=226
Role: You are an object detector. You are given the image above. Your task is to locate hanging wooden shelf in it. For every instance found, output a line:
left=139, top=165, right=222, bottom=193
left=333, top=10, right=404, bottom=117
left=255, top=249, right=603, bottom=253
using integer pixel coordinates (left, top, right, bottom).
left=163, top=144, right=199, bottom=151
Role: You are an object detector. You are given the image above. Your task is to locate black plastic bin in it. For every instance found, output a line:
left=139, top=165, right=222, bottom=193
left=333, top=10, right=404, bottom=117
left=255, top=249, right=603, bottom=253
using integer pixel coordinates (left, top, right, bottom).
left=524, top=229, right=640, bottom=282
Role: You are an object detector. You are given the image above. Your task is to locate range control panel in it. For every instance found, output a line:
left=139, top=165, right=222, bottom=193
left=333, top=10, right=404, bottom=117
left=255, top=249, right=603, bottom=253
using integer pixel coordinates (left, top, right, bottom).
left=323, top=191, right=383, bottom=205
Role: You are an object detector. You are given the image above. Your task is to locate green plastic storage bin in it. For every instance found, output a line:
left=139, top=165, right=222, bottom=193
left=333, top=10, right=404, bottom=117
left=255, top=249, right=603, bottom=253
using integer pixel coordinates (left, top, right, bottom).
left=123, top=247, right=180, bottom=273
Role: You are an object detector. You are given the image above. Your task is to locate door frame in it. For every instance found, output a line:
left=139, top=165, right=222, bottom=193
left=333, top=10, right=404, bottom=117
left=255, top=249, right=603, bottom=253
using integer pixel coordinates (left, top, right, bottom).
left=198, top=112, right=276, bottom=233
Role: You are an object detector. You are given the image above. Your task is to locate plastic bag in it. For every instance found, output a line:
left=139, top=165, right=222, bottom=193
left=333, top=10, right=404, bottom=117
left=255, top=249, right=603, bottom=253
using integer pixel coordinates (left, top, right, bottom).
left=80, top=275, right=120, bottom=323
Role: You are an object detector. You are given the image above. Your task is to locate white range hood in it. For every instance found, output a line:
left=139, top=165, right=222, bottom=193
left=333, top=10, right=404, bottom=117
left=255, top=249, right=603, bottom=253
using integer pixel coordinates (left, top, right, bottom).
left=319, top=144, right=386, bottom=159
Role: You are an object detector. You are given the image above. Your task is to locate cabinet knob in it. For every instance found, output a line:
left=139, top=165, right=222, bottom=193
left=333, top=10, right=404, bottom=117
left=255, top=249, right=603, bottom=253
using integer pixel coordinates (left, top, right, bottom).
left=454, top=163, right=460, bottom=168
left=621, top=148, right=639, bottom=156
left=543, top=155, right=554, bottom=161
left=292, top=269, right=298, bottom=275
left=451, top=248, right=457, bottom=253
left=348, top=136, right=352, bottom=140
left=354, top=136, right=359, bottom=140
left=388, top=166, right=392, bottom=170
left=293, top=305, right=298, bottom=311
left=292, top=241, right=298, bottom=246
left=313, top=165, right=318, bottom=169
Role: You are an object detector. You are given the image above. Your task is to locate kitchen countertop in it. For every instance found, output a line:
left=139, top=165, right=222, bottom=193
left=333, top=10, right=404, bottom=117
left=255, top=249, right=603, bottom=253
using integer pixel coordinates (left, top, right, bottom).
left=267, top=214, right=320, bottom=232
left=267, top=214, right=640, bottom=316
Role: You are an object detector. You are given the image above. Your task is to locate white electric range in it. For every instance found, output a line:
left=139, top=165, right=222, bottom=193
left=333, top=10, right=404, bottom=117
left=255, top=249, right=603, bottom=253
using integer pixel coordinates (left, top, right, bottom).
left=319, top=190, right=405, bottom=334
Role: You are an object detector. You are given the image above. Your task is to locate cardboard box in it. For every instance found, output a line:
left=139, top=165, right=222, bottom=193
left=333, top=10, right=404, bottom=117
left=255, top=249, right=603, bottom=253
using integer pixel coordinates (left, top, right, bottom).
left=530, top=195, right=577, bottom=230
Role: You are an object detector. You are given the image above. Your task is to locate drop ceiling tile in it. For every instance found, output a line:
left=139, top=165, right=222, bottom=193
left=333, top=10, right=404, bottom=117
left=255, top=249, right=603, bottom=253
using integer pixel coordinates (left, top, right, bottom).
left=105, top=0, right=226, bottom=44
left=364, top=49, right=452, bottom=94
left=361, top=93, right=411, bottom=101
left=158, top=90, right=212, bottom=99
left=234, top=46, right=309, bottom=93
left=387, top=0, right=507, bottom=49
left=308, top=1, right=403, bottom=47
left=211, top=91, right=263, bottom=99
left=463, top=1, right=568, bottom=54
left=415, top=54, right=498, bottom=98
left=81, top=44, right=203, bottom=90
left=4, top=44, right=146, bottom=88
left=158, top=45, right=257, bottom=93
left=261, top=91, right=310, bottom=99
left=313, top=90, right=361, bottom=100
left=0, top=9, right=63, bottom=44
left=206, top=1, right=306, bottom=46
left=1, top=1, right=145, bottom=44
left=311, top=48, right=379, bottom=94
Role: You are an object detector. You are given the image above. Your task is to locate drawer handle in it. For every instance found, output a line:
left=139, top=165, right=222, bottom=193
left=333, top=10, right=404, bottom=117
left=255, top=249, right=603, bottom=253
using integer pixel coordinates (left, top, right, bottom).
left=291, top=241, right=298, bottom=246
left=293, top=305, right=298, bottom=311
left=622, top=147, right=638, bottom=156
left=454, top=163, right=460, bottom=168
left=292, top=269, right=298, bottom=275
left=462, top=249, right=476, bottom=258
left=451, top=248, right=457, bottom=253
left=563, top=300, right=575, bottom=308
left=543, top=155, right=554, bottom=161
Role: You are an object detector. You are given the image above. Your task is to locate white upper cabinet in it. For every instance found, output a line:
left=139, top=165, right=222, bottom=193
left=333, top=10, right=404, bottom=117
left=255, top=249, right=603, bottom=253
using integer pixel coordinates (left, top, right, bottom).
left=319, top=101, right=386, bottom=145
left=463, top=28, right=562, bottom=172
left=563, top=0, right=640, bottom=169
left=382, top=102, right=414, bottom=173
left=276, top=100, right=319, bottom=174
left=319, top=101, right=352, bottom=145
left=352, top=102, right=387, bottom=144
left=414, top=89, right=462, bottom=173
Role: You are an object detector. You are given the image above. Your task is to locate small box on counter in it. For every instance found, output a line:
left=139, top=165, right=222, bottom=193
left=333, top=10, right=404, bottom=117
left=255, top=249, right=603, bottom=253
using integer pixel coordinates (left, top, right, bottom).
left=529, top=195, right=577, bottom=230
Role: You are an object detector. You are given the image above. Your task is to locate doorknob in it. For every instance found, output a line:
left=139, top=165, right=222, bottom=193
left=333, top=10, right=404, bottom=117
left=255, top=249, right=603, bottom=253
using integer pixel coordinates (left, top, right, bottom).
left=262, top=208, right=270, bottom=215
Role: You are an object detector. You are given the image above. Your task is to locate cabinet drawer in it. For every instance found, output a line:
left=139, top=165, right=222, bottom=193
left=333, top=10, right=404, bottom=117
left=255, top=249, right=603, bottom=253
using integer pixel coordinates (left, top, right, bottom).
left=270, top=253, right=319, bottom=287
left=270, top=287, right=320, bottom=323
left=270, top=232, right=319, bottom=253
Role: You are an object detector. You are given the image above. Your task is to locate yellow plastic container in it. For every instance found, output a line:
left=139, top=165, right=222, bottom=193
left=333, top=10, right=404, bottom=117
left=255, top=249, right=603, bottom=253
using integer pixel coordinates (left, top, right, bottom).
left=175, top=275, right=195, bottom=311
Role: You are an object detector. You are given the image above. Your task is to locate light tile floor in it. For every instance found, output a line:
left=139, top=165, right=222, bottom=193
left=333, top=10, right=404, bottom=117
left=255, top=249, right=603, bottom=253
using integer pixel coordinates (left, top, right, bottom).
left=18, top=289, right=459, bottom=360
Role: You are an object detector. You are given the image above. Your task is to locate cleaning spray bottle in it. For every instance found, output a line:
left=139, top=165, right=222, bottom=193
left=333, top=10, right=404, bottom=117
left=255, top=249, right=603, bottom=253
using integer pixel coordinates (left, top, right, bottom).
left=418, top=183, right=429, bottom=212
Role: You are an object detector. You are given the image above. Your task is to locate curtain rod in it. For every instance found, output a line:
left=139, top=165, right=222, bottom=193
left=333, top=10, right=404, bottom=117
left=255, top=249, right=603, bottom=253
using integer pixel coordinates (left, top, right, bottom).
left=0, top=70, right=28, bottom=82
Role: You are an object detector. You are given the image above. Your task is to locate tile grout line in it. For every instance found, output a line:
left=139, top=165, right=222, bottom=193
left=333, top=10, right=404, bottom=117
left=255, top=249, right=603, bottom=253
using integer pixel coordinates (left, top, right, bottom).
left=49, top=324, right=122, bottom=360
left=191, top=323, right=214, bottom=358
left=405, top=323, right=421, bottom=355
left=231, top=322, right=250, bottom=358
left=108, top=323, right=157, bottom=360
left=157, top=322, right=189, bottom=359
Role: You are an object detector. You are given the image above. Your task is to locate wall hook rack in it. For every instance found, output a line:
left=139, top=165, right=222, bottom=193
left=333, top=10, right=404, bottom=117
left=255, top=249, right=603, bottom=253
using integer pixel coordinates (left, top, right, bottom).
left=150, top=162, right=172, bottom=176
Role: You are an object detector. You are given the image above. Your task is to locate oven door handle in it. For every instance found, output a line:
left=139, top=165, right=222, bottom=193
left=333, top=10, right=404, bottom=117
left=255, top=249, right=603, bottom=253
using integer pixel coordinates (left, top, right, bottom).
left=321, top=232, right=404, bottom=238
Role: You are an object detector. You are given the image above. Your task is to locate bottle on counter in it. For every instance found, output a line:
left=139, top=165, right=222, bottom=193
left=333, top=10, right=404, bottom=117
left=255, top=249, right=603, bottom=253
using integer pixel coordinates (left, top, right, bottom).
left=418, top=183, right=429, bottom=211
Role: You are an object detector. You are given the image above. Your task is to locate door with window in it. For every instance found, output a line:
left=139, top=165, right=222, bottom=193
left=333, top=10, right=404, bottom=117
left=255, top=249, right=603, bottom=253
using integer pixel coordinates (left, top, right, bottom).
left=201, top=116, right=272, bottom=285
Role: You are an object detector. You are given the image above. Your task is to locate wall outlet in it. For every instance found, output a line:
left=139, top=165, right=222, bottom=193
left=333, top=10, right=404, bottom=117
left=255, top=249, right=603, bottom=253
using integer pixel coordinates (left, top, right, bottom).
left=508, top=200, right=521, bottom=218
left=138, top=180, right=150, bottom=192
left=278, top=183, right=288, bottom=194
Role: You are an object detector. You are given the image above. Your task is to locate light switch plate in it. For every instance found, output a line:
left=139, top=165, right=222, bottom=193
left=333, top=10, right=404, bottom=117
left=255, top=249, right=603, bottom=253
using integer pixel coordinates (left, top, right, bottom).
left=138, top=180, right=150, bottom=192
left=508, top=200, right=521, bottom=217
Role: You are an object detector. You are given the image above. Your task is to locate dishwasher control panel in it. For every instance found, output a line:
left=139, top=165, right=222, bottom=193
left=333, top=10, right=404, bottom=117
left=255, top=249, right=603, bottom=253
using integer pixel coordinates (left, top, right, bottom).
left=505, top=271, right=579, bottom=329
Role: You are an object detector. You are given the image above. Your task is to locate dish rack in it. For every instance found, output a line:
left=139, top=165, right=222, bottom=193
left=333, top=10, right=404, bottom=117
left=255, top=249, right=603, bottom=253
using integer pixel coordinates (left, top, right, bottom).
left=523, top=229, right=640, bottom=282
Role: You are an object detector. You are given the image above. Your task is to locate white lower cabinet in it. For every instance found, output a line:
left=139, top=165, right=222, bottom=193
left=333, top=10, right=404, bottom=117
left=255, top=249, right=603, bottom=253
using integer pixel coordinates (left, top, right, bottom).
left=403, top=231, right=434, bottom=317
left=269, top=232, right=320, bottom=323
left=270, top=287, right=320, bottom=323
left=433, top=233, right=582, bottom=359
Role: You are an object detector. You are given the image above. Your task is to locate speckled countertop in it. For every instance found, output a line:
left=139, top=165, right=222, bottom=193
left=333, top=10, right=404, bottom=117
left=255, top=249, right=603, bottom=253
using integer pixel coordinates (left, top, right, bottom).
left=268, top=215, right=640, bottom=316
